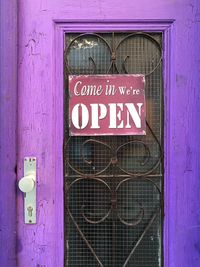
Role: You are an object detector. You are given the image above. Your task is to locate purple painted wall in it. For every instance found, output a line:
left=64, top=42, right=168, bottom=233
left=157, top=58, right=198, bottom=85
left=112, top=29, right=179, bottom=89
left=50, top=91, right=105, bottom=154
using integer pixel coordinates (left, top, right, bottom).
left=1, top=0, right=200, bottom=267
left=0, top=0, right=17, bottom=266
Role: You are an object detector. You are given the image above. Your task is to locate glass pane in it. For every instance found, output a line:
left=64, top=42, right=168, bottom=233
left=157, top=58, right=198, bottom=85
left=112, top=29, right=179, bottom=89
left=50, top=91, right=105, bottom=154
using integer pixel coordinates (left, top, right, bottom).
left=64, top=32, right=163, bottom=267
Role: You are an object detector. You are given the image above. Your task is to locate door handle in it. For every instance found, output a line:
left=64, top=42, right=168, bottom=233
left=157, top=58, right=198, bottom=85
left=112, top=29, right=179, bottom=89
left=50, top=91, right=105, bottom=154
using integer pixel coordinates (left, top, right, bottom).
left=18, top=174, right=35, bottom=193
left=18, top=157, right=37, bottom=224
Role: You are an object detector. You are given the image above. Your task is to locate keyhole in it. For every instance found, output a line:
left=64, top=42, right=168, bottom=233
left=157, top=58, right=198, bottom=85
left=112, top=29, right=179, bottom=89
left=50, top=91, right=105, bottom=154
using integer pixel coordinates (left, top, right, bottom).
left=27, top=206, right=33, bottom=217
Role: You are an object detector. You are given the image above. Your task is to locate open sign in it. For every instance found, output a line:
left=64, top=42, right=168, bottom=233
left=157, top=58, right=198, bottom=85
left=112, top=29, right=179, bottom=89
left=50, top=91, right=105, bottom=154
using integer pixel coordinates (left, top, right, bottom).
left=68, top=75, right=146, bottom=136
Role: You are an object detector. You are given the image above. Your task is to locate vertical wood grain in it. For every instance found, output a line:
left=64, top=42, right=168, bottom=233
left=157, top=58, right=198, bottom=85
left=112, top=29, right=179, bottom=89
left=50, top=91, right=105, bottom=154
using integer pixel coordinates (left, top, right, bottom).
left=0, top=0, right=17, bottom=266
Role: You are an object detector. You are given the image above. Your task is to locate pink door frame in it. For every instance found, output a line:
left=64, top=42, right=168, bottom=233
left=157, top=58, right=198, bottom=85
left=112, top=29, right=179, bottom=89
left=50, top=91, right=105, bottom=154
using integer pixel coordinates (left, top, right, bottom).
left=53, top=19, right=174, bottom=267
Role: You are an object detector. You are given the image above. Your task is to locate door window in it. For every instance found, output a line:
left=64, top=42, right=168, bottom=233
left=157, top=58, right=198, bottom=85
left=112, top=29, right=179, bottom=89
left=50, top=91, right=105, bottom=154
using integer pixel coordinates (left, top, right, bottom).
left=64, top=32, right=163, bottom=267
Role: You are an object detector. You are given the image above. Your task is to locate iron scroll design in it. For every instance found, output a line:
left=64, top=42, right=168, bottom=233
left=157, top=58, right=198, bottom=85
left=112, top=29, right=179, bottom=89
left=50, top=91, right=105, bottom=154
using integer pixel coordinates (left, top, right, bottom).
left=65, top=32, right=162, bottom=76
left=65, top=120, right=162, bottom=177
left=67, top=177, right=161, bottom=267
left=64, top=32, right=163, bottom=267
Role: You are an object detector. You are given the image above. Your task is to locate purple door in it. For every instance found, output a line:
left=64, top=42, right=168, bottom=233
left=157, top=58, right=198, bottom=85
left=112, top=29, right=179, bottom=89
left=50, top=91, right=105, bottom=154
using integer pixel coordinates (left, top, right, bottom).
left=65, top=31, right=163, bottom=267
left=1, top=1, right=200, bottom=267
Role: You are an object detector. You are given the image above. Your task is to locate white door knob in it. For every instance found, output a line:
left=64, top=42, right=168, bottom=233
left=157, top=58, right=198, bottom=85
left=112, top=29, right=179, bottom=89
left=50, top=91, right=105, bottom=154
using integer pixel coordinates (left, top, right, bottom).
left=18, top=174, right=35, bottom=193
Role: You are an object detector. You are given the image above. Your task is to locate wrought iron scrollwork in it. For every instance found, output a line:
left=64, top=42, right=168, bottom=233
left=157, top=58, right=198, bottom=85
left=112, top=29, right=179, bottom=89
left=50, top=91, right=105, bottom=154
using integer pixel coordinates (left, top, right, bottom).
left=67, top=177, right=161, bottom=267
left=65, top=32, right=162, bottom=75
left=115, top=32, right=162, bottom=76
left=65, top=33, right=112, bottom=75
left=64, top=32, right=163, bottom=267
left=65, top=120, right=162, bottom=178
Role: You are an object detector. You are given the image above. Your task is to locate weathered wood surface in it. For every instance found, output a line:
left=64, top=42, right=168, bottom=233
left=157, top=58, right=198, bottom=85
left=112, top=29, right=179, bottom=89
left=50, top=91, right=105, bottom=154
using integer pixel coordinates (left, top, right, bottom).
left=0, top=0, right=17, bottom=266
left=1, top=0, right=200, bottom=266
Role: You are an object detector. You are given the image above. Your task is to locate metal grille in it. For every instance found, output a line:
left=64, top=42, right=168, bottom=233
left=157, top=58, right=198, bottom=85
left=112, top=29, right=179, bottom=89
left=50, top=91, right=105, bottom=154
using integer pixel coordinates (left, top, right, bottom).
left=64, top=32, right=163, bottom=267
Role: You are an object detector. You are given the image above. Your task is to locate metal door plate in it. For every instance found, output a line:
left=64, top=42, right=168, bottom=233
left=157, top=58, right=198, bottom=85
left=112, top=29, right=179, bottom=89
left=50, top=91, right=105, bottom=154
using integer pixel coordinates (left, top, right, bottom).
left=24, top=157, right=36, bottom=224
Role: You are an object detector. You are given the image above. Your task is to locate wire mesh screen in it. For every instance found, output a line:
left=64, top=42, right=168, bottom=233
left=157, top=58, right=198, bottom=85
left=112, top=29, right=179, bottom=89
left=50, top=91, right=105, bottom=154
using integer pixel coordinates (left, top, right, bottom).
left=64, top=32, right=163, bottom=267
